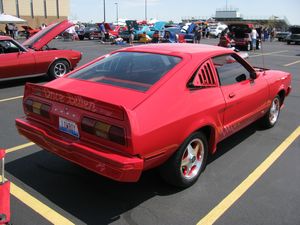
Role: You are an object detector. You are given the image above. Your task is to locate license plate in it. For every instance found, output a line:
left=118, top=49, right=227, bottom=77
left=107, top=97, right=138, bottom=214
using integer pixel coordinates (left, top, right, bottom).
left=59, top=117, right=79, bottom=138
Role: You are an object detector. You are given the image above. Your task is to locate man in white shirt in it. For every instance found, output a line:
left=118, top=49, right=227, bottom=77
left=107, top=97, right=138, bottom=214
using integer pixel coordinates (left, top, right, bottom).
left=251, top=28, right=258, bottom=51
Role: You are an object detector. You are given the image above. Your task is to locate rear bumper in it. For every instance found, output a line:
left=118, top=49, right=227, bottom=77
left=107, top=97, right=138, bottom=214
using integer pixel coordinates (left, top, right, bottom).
left=15, top=118, right=144, bottom=182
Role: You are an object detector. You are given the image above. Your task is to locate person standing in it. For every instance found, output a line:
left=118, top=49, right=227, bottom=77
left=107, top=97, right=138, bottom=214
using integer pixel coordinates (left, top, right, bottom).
left=5, top=24, right=9, bottom=35
left=194, top=26, right=202, bottom=44
left=7, top=24, right=14, bottom=38
left=251, top=28, right=258, bottom=51
left=128, top=22, right=134, bottom=45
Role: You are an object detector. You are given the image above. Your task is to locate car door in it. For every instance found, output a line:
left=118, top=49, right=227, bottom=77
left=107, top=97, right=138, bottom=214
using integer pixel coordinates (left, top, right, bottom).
left=0, top=40, right=35, bottom=79
left=212, top=53, right=269, bottom=137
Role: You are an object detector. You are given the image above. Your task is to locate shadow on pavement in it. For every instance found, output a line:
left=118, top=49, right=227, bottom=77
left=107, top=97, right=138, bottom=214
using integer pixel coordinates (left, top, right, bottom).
left=6, top=150, right=180, bottom=224
left=6, top=122, right=261, bottom=224
left=0, top=76, right=49, bottom=89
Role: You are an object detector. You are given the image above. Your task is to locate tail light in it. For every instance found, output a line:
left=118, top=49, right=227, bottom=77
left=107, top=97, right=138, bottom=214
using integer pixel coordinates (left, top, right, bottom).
left=81, top=117, right=126, bottom=145
left=24, top=99, right=51, bottom=118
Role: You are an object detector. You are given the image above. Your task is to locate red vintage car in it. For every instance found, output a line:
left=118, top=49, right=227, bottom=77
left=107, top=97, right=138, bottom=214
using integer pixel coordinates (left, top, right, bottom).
left=21, top=25, right=40, bottom=38
left=15, top=44, right=292, bottom=188
left=0, top=20, right=82, bottom=81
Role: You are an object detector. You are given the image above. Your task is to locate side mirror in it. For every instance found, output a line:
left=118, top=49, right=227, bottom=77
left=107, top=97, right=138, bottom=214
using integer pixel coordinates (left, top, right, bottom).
left=250, top=71, right=257, bottom=79
left=236, top=74, right=247, bottom=82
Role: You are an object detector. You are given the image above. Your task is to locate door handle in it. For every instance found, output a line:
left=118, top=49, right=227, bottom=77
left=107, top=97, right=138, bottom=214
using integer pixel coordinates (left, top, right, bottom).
left=229, top=93, right=236, bottom=98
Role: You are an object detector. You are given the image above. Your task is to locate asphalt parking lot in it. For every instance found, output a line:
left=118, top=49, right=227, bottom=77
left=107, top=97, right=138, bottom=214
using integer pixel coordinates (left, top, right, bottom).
left=0, top=38, right=299, bottom=225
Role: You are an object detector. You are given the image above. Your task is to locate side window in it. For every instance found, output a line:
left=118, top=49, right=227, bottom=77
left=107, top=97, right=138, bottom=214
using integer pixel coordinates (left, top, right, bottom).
left=212, top=54, right=251, bottom=86
left=188, top=59, right=217, bottom=88
left=0, top=40, right=21, bottom=54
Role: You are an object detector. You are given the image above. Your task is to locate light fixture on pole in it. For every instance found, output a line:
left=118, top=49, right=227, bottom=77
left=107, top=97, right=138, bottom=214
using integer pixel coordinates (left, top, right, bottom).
left=115, top=2, right=118, bottom=24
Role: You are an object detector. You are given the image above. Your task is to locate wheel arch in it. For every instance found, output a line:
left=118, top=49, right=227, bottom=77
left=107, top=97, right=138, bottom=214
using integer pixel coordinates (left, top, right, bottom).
left=47, top=57, right=71, bottom=73
left=195, top=125, right=217, bottom=154
left=277, top=89, right=286, bottom=106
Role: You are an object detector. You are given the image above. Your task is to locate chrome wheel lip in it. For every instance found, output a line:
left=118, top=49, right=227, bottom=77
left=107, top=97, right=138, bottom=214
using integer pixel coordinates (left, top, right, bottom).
left=54, top=62, right=67, bottom=78
left=269, top=98, right=280, bottom=125
left=180, top=138, right=204, bottom=179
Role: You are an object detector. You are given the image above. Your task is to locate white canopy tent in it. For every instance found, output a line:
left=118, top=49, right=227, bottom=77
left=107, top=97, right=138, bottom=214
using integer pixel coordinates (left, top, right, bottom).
left=0, top=14, right=26, bottom=24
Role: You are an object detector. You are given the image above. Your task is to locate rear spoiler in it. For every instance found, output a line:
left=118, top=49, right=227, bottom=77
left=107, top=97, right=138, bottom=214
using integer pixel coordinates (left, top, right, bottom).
left=24, top=83, right=125, bottom=120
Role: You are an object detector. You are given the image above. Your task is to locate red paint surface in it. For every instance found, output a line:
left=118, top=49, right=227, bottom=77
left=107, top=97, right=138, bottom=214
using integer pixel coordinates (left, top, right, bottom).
left=15, top=44, right=292, bottom=182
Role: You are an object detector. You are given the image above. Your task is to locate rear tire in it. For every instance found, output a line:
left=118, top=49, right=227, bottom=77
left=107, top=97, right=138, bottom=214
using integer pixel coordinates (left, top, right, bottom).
left=160, top=131, right=208, bottom=188
left=260, top=95, right=281, bottom=129
left=48, top=59, right=70, bottom=80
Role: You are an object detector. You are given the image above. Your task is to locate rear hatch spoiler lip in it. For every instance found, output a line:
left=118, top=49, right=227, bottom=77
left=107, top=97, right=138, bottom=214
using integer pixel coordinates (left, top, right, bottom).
left=24, top=83, right=125, bottom=121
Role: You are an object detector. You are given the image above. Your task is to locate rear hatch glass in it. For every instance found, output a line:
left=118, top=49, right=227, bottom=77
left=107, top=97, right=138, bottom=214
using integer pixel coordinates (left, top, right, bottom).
left=69, top=52, right=181, bottom=92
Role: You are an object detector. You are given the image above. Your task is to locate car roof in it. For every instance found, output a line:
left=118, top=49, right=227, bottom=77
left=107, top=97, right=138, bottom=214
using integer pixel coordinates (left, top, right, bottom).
left=0, top=35, right=13, bottom=41
left=119, top=43, right=233, bottom=58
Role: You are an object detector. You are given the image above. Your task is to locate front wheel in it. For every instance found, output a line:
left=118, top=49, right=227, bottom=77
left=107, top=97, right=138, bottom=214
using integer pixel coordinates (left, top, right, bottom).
left=48, top=59, right=70, bottom=80
left=246, top=42, right=252, bottom=51
left=160, top=132, right=208, bottom=188
left=260, top=96, right=281, bottom=128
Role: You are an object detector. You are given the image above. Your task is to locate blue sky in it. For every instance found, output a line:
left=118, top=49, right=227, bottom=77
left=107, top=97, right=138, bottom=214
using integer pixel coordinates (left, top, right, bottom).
left=70, top=0, right=300, bottom=25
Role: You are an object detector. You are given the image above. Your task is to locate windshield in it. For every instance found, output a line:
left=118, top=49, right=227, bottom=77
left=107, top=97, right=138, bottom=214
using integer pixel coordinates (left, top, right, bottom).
left=69, top=52, right=181, bottom=91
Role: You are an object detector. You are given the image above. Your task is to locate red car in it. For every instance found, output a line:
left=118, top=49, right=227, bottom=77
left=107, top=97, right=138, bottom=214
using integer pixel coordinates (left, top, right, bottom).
left=21, top=25, right=40, bottom=38
left=16, top=44, right=292, bottom=188
left=0, top=20, right=82, bottom=81
left=228, top=23, right=261, bottom=51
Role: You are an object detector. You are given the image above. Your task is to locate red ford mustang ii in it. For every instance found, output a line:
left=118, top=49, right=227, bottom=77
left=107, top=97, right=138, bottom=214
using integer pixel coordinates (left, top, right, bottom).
left=0, top=20, right=82, bottom=81
left=15, top=44, right=292, bottom=187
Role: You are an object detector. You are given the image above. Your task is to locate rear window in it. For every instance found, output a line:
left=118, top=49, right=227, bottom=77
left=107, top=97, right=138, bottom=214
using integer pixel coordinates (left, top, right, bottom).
left=69, top=52, right=181, bottom=91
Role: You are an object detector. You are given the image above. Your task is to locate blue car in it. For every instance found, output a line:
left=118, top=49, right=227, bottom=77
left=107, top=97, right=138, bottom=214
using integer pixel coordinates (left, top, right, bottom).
left=135, top=21, right=167, bottom=40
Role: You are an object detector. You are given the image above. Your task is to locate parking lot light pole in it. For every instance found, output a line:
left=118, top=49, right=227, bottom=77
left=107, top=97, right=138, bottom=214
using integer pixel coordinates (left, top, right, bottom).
left=145, top=0, right=147, bottom=22
left=115, top=3, right=118, bottom=24
left=103, top=0, right=106, bottom=22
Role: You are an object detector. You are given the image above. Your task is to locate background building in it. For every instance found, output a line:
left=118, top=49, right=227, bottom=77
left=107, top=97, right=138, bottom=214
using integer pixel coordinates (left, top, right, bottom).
left=182, top=8, right=290, bottom=30
left=0, top=0, right=69, bottom=29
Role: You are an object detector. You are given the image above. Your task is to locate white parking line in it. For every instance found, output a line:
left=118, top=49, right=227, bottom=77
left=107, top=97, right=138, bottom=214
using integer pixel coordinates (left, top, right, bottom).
left=249, top=50, right=288, bottom=58
left=0, top=95, right=23, bottom=103
left=284, top=60, right=300, bottom=67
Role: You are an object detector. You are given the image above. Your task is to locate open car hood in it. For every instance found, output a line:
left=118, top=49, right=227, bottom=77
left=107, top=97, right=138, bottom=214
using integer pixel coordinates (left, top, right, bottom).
left=22, top=20, right=74, bottom=50
left=186, top=23, right=196, bottom=34
left=125, top=20, right=139, bottom=30
left=153, top=21, right=166, bottom=31
left=104, top=23, right=113, bottom=31
left=228, top=24, right=253, bottom=33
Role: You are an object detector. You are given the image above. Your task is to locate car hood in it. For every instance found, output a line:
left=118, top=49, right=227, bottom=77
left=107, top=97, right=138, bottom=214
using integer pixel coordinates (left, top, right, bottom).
left=289, top=26, right=300, bottom=34
left=125, top=20, right=139, bottom=30
left=186, top=23, right=196, bottom=34
left=104, top=23, right=113, bottom=31
left=22, top=20, right=74, bottom=50
left=45, top=77, right=147, bottom=110
left=153, top=21, right=166, bottom=31
left=228, top=24, right=252, bottom=33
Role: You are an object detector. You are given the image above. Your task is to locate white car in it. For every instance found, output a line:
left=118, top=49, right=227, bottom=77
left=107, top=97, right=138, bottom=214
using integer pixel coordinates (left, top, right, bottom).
left=210, top=23, right=227, bottom=38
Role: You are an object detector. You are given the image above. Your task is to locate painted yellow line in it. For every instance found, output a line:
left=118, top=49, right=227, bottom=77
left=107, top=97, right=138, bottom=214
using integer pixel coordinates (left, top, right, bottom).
left=0, top=95, right=23, bottom=103
left=249, top=50, right=288, bottom=58
left=10, top=182, right=75, bottom=225
left=197, top=126, right=300, bottom=225
left=6, top=142, right=35, bottom=153
left=284, top=60, right=300, bottom=67
left=5, top=143, right=74, bottom=224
